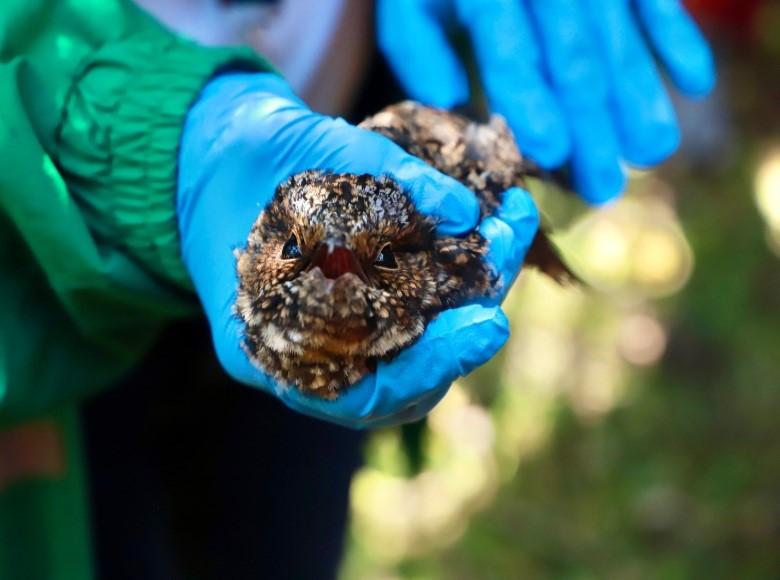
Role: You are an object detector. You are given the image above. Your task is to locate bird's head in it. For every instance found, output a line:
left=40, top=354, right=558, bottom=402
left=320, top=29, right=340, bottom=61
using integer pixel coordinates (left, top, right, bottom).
left=236, top=171, right=445, bottom=366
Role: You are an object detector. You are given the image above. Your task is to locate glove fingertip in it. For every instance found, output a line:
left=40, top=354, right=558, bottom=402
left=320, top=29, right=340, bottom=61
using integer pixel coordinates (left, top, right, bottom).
left=438, top=178, right=482, bottom=234
left=497, top=187, right=541, bottom=233
left=623, top=121, right=681, bottom=168
left=470, top=307, right=511, bottom=365
left=432, top=305, right=510, bottom=372
left=397, top=160, right=481, bottom=234
left=479, top=217, right=520, bottom=283
left=566, top=109, right=626, bottom=205
left=574, top=160, right=626, bottom=206
left=635, top=0, right=717, bottom=98
left=480, top=204, right=538, bottom=290
left=674, top=55, right=717, bottom=99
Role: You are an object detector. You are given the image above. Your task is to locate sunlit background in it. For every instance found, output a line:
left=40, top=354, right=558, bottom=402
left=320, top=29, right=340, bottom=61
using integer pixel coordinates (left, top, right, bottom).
left=340, top=4, right=780, bottom=578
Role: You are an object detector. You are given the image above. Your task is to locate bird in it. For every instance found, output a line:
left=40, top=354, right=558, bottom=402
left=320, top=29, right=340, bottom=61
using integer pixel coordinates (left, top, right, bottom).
left=235, top=101, right=577, bottom=398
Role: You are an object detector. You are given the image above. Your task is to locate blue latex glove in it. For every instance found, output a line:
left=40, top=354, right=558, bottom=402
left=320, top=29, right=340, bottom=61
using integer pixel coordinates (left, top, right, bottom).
left=177, top=73, right=539, bottom=429
left=378, top=0, right=716, bottom=204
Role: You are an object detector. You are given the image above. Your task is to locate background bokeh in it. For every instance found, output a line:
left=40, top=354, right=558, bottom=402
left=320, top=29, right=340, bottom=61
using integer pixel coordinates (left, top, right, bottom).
left=341, top=4, right=780, bottom=579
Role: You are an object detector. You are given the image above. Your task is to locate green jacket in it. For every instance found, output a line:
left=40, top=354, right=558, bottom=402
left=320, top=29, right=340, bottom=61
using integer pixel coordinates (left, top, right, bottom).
left=0, top=1, right=273, bottom=577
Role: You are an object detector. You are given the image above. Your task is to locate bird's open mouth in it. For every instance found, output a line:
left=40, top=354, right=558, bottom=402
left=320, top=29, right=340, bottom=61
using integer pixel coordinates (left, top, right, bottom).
left=308, top=243, right=369, bottom=283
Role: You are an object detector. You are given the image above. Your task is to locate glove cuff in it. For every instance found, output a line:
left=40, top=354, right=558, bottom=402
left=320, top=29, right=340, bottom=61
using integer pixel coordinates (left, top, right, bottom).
left=53, top=31, right=276, bottom=288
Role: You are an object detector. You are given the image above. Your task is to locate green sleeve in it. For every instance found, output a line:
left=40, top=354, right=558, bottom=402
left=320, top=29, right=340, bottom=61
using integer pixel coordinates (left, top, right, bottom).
left=0, top=0, right=276, bottom=424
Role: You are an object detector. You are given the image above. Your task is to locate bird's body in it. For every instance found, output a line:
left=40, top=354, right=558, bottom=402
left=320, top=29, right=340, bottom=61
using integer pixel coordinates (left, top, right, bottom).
left=236, top=102, right=574, bottom=398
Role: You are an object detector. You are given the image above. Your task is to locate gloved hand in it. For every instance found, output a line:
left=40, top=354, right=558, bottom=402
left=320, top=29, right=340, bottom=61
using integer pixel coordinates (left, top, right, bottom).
left=378, top=0, right=716, bottom=204
left=177, top=73, right=539, bottom=429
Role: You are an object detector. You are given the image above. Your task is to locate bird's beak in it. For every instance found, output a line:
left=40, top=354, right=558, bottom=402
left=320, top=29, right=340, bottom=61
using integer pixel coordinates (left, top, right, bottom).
left=310, top=243, right=369, bottom=283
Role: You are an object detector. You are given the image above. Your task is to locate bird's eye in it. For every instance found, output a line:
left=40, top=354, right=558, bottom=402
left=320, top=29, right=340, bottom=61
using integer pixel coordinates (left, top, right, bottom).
left=374, top=244, right=398, bottom=269
left=281, top=233, right=302, bottom=260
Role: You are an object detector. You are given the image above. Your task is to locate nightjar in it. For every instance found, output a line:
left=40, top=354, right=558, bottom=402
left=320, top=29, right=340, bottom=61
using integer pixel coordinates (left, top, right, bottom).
left=236, top=101, right=576, bottom=398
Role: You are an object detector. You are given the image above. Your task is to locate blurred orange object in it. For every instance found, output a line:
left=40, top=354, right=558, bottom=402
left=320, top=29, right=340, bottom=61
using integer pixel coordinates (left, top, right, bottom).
left=0, top=421, right=65, bottom=491
left=685, top=0, right=764, bottom=39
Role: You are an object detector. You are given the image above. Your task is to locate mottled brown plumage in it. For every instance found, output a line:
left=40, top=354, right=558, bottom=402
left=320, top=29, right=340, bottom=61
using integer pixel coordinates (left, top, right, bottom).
left=360, top=102, right=576, bottom=283
left=236, top=102, right=576, bottom=398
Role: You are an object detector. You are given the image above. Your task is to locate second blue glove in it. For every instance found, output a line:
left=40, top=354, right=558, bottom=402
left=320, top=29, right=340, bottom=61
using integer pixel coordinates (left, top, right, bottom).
left=177, top=73, right=539, bottom=428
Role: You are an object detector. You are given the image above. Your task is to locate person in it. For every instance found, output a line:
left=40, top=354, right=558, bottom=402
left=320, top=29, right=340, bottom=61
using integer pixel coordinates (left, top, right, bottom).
left=0, top=0, right=714, bottom=578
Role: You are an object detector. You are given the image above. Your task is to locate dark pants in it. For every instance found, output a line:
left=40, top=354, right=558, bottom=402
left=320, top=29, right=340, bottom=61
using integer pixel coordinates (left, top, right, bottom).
left=82, top=318, right=365, bottom=580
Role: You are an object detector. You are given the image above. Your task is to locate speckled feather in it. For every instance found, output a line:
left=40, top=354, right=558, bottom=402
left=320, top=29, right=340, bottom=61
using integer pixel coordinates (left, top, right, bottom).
left=360, top=102, right=576, bottom=283
left=236, top=102, right=575, bottom=398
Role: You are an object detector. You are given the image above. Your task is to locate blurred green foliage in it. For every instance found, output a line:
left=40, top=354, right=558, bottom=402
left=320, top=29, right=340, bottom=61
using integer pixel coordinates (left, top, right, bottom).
left=343, top=25, right=780, bottom=580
